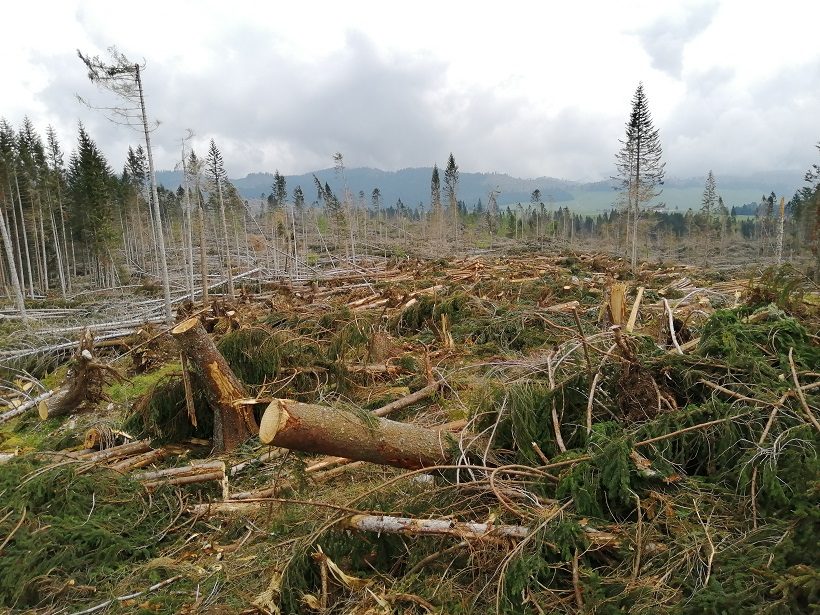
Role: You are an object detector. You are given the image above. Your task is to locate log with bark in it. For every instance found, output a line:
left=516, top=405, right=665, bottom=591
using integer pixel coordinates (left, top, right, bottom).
left=0, top=390, right=53, bottom=424
left=259, top=398, right=465, bottom=470
left=171, top=317, right=258, bottom=452
left=342, top=514, right=665, bottom=552
left=136, top=460, right=227, bottom=496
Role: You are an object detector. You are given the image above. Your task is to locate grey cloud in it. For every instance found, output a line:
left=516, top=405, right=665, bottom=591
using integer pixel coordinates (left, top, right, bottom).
left=27, top=24, right=817, bottom=186
left=636, top=1, right=719, bottom=79
left=662, top=59, right=820, bottom=176
left=35, top=29, right=453, bottom=177
left=33, top=29, right=623, bottom=180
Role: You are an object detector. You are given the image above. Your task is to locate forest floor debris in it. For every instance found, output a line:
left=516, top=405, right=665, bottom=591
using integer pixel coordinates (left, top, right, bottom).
left=0, top=250, right=818, bottom=614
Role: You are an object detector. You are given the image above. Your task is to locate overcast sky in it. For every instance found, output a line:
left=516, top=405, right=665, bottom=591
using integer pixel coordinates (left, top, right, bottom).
left=2, top=0, right=818, bottom=181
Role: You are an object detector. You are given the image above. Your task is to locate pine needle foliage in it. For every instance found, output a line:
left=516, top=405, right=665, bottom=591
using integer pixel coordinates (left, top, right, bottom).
left=0, top=459, right=177, bottom=609
left=122, top=374, right=212, bottom=442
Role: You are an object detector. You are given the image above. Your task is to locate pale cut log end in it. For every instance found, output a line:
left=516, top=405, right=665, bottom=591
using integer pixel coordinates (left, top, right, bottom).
left=171, top=317, right=200, bottom=336
left=38, top=400, right=48, bottom=420
left=259, top=399, right=291, bottom=444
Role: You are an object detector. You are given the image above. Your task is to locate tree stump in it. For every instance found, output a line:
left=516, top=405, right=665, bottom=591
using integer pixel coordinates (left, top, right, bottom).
left=172, top=317, right=258, bottom=452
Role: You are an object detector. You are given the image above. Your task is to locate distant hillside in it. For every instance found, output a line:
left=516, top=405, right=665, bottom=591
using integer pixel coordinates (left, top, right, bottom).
left=234, top=168, right=577, bottom=209
left=155, top=167, right=804, bottom=214
left=156, top=167, right=575, bottom=208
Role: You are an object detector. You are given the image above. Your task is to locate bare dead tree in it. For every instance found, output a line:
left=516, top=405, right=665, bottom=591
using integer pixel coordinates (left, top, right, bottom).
left=77, top=47, right=173, bottom=325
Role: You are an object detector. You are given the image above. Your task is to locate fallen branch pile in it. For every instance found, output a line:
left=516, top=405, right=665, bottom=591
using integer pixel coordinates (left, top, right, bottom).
left=1, top=253, right=817, bottom=614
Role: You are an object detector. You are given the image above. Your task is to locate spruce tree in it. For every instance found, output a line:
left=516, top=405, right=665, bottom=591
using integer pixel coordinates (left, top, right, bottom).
left=614, top=83, right=665, bottom=271
left=444, top=153, right=459, bottom=246
left=271, top=170, right=287, bottom=209
left=430, top=164, right=442, bottom=244
left=206, top=139, right=234, bottom=299
left=700, top=170, right=717, bottom=260
left=67, top=124, right=115, bottom=264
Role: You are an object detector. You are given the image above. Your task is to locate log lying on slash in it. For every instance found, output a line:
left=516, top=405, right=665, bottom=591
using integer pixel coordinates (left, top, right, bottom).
left=343, top=514, right=530, bottom=541
left=109, top=448, right=168, bottom=473
left=342, top=514, right=666, bottom=552
left=196, top=419, right=467, bottom=511
left=136, top=460, right=228, bottom=497
left=78, top=439, right=152, bottom=463
left=258, top=398, right=462, bottom=470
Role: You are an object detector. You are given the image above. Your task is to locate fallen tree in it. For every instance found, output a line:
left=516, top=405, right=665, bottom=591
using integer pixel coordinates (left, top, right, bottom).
left=258, top=398, right=465, bottom=470
left=38, top=329, right=124, bottom=420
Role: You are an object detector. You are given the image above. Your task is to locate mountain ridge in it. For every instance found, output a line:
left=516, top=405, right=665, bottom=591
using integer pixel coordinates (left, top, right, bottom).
left=155, top=166, right=805, bottom=213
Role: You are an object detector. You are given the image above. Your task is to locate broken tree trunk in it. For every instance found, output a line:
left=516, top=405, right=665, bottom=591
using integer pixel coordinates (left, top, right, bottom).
left=259, top=399, right=460, bottom=470
left=0, top=390, right=53, bottom=424
left=171, top=317, right=258, bottom=452
left=39, top=329, right=123, bottom=419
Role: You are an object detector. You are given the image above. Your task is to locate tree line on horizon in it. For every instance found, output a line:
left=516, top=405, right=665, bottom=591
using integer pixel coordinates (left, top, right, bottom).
left=1, top=59, right=819, bottom=319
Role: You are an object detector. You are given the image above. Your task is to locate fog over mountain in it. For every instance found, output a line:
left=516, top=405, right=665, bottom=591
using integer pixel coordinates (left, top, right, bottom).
left=156, top=166, right=805, bottom=213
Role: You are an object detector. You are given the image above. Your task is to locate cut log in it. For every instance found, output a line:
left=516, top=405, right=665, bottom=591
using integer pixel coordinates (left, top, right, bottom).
left=344, top=514, right=529, bottom=540
left=79, top=440, right=152, bottom=463
left=231, top=419, right=467, bottom=502
left=171, top=317, right=258, bottom=452
left=258, top=399, right=459, bottom=470
left=0, top=390, right=53, bottom=424
left=342, top=514, right=664, bottom=552
left=83, top=426, right=133, bottom=450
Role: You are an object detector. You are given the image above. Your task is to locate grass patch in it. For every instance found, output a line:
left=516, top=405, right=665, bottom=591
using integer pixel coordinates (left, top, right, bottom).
left=106, top=361, right=182, bottom=406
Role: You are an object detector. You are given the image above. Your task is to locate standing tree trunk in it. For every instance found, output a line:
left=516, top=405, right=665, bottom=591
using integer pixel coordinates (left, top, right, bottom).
left=13, top=171, right=35, bottom=298
left=135, top=64, right=173, bottom=325
left=47, top=191, right=67, bottom=299
left=172, top=317, right=257, bottom=452
left=0, top=200, right=26, bottom=321
left=198, top=198, right=208, bottom=302
left=182, top=151, right=195, bottom=300
left=215, top=178, right=235, bottom=299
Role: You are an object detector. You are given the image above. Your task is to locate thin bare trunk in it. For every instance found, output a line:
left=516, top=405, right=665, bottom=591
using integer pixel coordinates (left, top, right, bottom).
left=216, top=180, right=234, bottom=299
left=37, top=196, right=49, bottom=292
left=135, top=64, right=172, bottom=325
left=198, top=199, right=208, bottom=302
left=13, top=171, right=35, bottom=297
left=0, top=200, right=26, bottom=320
